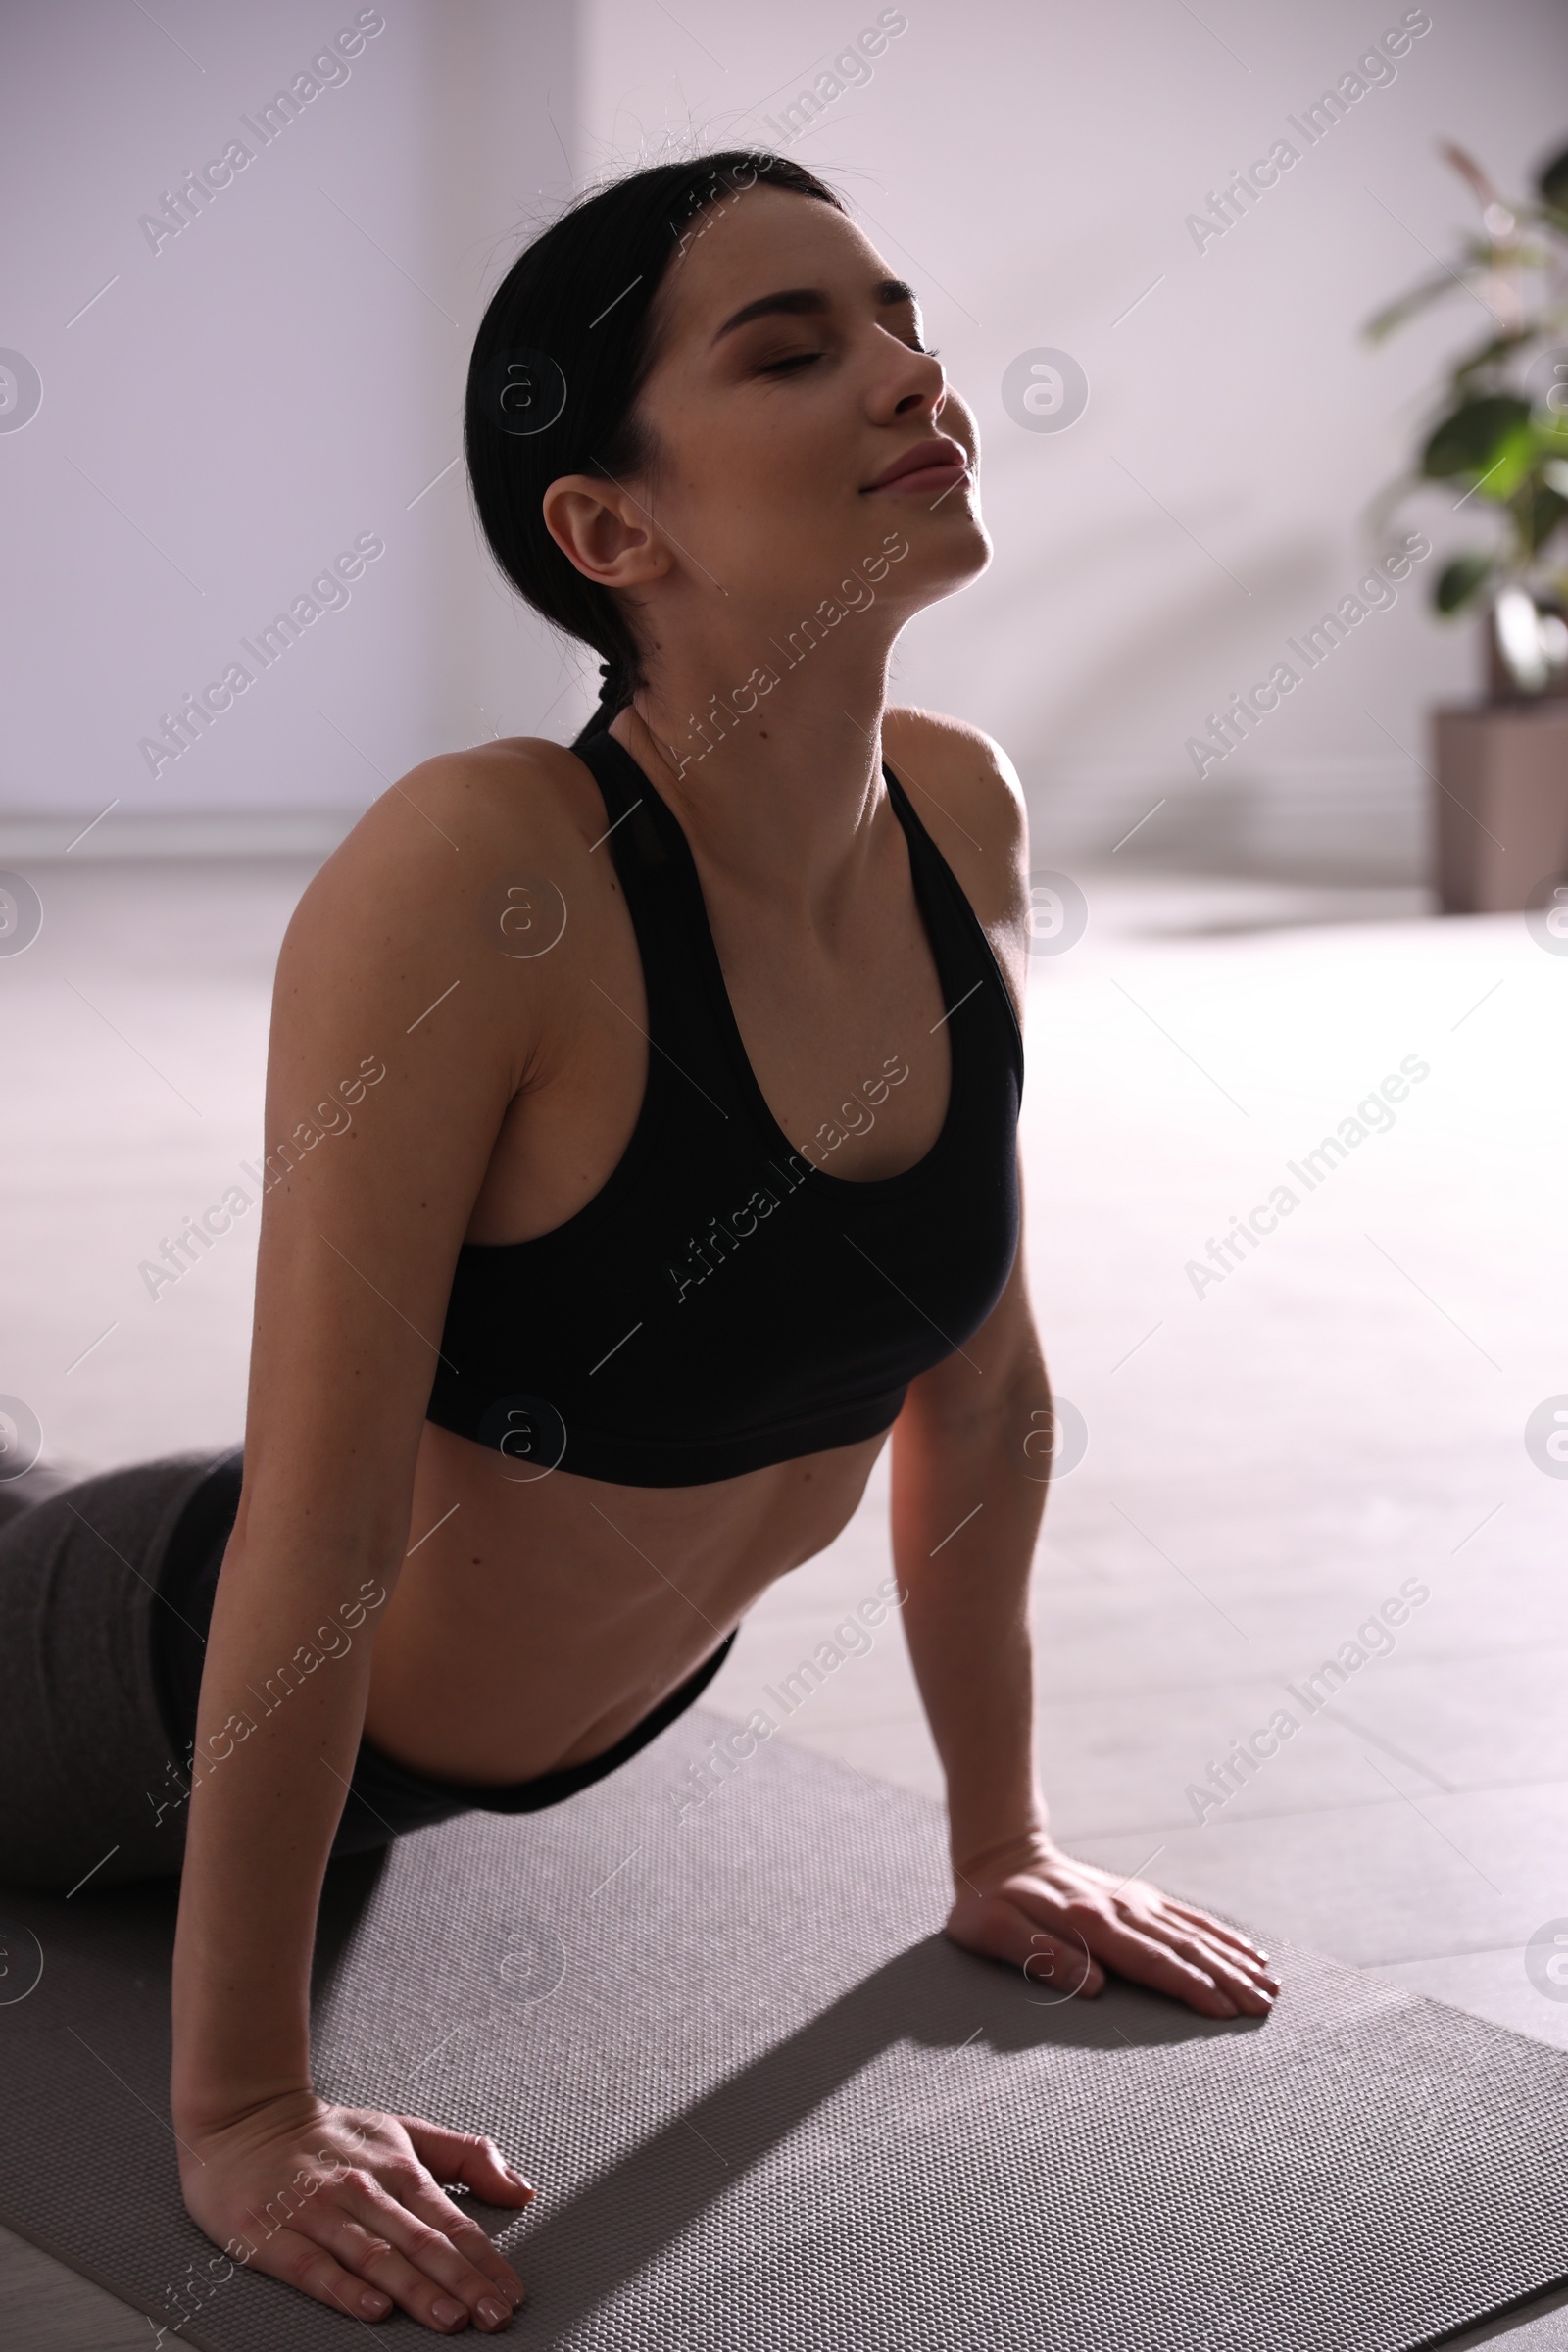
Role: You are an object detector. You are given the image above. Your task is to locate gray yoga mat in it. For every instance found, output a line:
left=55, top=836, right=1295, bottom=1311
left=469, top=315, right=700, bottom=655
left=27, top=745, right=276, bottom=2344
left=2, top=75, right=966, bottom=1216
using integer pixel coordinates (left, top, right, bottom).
left=3, top=1707, right=1567, bottom=2352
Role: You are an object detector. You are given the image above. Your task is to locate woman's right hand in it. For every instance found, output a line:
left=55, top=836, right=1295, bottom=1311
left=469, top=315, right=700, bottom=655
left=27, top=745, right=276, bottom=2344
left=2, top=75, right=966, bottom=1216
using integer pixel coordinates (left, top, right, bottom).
left=176, top=2088, right=534, bottom=2331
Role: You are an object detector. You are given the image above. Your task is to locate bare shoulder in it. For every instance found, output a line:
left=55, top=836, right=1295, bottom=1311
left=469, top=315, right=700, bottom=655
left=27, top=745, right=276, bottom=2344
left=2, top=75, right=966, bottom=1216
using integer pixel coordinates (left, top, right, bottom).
left=271, top=732, right=612, bottom=1124
left=281, top=734, right=612, bottom=994
left=300, top=733, right=602, bottom=913
left=879, top=706, right=1029, bottom=1000
left=880, top=706, right=1026, bottom=902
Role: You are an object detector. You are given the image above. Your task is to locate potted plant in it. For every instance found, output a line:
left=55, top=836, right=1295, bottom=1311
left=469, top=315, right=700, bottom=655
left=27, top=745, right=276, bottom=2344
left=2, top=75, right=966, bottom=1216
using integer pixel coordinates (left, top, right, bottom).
left=1366, top=134, right=1568, bottom=911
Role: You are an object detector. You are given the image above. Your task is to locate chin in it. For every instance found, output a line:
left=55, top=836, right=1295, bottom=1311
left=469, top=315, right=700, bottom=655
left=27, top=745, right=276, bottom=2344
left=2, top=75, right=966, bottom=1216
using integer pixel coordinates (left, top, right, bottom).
left=901, top=510, right=993, bottom=593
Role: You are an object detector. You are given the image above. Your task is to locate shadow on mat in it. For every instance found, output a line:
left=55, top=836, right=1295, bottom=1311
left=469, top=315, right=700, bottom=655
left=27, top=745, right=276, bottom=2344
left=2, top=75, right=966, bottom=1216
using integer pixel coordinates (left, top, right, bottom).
left=2, top=1854, right=1256, bottom=2340
left=458, top=1933, right=1260, bottom=2334
left=0, top=1837, right=396, bottom=1988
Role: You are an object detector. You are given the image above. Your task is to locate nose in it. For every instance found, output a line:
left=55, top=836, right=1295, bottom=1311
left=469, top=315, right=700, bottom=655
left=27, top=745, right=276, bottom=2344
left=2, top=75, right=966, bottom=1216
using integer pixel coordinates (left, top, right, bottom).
left=879, top=342, right=946, bottom=423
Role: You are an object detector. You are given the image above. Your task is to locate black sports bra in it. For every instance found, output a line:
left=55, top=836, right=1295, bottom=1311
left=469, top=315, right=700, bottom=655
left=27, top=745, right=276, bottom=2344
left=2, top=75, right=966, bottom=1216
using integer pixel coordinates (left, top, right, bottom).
left=424, top=727, right=1024, bottom=1486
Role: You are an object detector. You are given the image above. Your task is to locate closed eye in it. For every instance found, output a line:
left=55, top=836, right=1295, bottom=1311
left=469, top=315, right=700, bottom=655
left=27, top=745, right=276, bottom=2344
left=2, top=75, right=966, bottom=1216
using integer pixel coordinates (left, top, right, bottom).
left=760, top=337, right=938, bottom=376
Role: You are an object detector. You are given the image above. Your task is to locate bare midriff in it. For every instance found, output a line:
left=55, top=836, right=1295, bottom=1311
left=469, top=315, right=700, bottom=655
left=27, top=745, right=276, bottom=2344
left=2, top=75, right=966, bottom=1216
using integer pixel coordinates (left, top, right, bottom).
left=359, top=1416, right=889, bottom=1785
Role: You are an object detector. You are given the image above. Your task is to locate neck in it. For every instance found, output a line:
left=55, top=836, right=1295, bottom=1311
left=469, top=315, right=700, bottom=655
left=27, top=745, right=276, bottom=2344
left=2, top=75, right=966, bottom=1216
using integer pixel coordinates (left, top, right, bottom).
left=611, top=611, right=907, bottom=919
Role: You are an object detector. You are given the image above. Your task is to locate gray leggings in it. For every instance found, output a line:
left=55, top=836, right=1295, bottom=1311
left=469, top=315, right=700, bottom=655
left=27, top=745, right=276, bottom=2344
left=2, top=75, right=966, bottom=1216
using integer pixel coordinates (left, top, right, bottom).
left=0, top=1452, right=221, bottom=1891
left=0, top=1450, right=741, bottom=1895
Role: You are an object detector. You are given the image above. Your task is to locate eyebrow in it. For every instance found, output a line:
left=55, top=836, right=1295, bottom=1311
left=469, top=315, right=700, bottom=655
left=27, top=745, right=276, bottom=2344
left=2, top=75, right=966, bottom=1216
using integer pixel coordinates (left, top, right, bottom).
left=710, top=277, right=918, bottom=345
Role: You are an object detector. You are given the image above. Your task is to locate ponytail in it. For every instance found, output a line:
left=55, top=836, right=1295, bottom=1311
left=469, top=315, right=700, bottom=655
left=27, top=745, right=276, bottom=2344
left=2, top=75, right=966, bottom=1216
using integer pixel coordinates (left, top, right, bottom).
left=574, top=659, right=635, bottom=750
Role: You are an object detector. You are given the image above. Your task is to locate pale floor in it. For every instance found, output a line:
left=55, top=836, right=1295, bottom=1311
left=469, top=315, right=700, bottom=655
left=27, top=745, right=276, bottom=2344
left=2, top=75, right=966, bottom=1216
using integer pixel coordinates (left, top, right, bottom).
left=2, top=852, right=1565, bottom=2346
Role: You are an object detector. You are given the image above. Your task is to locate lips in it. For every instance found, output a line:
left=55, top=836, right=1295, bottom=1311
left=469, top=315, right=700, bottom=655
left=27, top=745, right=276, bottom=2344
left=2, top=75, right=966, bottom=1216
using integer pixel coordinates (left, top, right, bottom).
left=861, top=436, right=971, bottom=495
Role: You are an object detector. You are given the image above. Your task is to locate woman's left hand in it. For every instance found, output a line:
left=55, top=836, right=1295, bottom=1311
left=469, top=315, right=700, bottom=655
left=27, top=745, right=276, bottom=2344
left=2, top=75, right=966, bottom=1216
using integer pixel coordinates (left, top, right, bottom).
left=943, top=1835, right=1279, bottom=2019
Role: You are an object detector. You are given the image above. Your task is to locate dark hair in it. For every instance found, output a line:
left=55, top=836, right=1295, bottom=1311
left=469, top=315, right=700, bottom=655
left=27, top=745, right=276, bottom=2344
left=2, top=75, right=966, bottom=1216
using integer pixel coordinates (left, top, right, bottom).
left=464, top=151, right=848, bottom=749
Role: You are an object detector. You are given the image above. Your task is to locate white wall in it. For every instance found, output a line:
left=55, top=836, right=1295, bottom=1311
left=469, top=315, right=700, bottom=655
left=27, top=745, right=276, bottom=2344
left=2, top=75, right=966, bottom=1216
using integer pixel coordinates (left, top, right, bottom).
left=0, top=0, right=577, bottom=846
left=4, top=0, right=1564, bottom=876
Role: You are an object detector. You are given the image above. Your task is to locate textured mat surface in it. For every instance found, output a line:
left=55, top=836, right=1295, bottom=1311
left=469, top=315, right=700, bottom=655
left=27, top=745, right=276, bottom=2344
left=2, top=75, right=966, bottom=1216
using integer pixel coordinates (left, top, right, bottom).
left=3, top=1706, right=1567, bottom=2352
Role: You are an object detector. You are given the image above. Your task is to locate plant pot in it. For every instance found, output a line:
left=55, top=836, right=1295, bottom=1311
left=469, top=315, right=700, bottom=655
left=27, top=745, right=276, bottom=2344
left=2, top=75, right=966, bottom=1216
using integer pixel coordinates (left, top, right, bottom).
left=1432, top=700, right=1568, bottom=913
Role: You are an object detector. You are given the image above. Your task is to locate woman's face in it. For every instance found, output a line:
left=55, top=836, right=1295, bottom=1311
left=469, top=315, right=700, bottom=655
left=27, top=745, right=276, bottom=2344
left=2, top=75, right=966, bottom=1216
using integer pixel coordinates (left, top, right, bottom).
left=605, top=181, right=991, bottom=651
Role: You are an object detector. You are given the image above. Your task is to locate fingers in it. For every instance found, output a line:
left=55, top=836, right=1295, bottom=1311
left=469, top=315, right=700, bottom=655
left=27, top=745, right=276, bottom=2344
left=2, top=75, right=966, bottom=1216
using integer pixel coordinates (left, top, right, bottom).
left=261, top=2222, right=399, bottom=2327
left=1150, top=1925, right=1275, bottom=2016
left=1086, top=1876, right=1279, bottom=2010
left=1160, top=1898, right=1275, bottom=1972
left=396, top=2173, right=529, bottom=2312
left=398, top=2119, right=534, bottom=2211
left=1189, top=1931, right=1279, bottom=2004
left=1060, top=1903, right=1247, bottom=2020
left=1129, top=1901, right=1280, bottom=2007
left=1075, top=1863, right=1272, bottom=1970
left=325, top=2167, right=520, bottom=2331
left=270, top=2164, right=510, bottom=2332
left=388, top=2123, right=532, bottom=2320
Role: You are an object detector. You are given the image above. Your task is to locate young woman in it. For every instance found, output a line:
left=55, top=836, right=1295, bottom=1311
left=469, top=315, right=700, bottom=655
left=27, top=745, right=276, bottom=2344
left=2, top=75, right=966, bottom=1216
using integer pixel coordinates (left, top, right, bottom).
left=0, top=151, right=1275, bottom=2333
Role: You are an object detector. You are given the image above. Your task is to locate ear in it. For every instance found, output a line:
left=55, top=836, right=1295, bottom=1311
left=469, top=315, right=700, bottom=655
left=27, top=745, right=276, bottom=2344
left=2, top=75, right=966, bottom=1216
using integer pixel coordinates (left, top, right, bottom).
left=542, top=474, right=672, bottom=591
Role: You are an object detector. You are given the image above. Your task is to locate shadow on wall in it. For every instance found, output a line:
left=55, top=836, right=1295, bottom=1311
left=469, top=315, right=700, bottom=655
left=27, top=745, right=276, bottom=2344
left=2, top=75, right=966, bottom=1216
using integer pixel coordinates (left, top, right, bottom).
left=1018, top=527, right=1335, bottom=767
left=1010, top=527, right=1440, bottom=884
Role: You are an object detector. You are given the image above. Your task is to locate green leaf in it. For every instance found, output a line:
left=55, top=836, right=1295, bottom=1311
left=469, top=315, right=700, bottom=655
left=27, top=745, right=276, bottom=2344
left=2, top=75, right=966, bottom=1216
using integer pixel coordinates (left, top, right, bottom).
left=1478, top=421, right=1536, bottom=498
left=1434, top=552, right=1495, bottom=613
left=1421, top=396, right=1534, bottom=486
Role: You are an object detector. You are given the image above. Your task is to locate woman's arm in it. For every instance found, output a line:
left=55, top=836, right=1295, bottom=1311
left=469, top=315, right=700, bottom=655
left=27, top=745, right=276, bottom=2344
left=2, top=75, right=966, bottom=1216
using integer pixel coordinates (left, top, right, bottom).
left=169, top=743, right=585, bottom=2331
left=891, top=1195, right=1277, bottom=2020
left=887, top=1233, right=1051, bottom=1883
left=879, top=711, right=1275, bottom=2019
